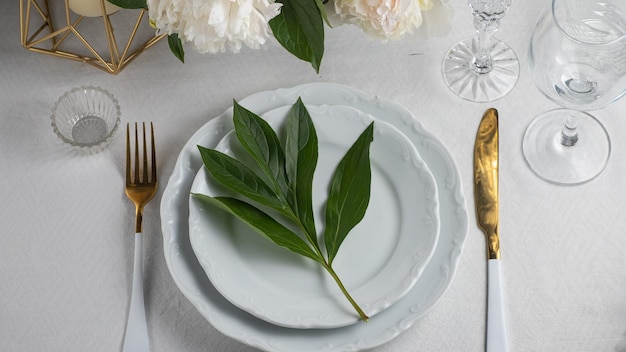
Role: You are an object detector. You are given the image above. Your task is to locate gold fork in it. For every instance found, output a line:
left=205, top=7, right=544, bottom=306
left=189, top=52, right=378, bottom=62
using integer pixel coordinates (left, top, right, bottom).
left=123, top=122, right=157, bottom=352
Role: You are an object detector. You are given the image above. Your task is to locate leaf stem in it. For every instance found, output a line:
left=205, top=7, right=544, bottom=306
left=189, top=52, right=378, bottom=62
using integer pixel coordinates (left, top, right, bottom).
left=288, top=209, right=323, bottom=255
left=292, top=202, right=367, bottom=321
left=322, top=262, right=369, bottom=322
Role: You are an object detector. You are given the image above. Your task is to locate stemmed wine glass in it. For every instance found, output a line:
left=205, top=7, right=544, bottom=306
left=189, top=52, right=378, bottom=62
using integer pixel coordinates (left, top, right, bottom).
left=523, top=0, right=626, bottom=185
left=442, top=0, right=520, bottom=102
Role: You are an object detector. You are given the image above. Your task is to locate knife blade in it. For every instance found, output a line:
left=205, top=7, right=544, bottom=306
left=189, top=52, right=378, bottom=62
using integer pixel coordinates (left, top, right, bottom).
left=474, top=108, right=508, bottom=352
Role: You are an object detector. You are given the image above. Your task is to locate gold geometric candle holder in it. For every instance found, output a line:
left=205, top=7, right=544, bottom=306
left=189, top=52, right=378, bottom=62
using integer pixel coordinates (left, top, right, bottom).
left=20, top=0, right=166, bottom=74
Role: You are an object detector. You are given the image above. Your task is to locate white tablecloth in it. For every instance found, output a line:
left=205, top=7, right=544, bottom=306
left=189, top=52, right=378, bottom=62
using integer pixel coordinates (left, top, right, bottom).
left=3, top=1, right=626, bottom=351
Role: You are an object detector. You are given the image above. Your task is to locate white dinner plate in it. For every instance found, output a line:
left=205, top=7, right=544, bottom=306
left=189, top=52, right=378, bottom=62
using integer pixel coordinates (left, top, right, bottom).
left=160, top=82, right=469, bottom=351
left=188, top=104, right=439, bottom=329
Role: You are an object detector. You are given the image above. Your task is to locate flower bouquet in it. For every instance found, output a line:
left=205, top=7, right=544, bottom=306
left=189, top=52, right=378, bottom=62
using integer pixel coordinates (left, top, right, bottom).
left=107, top=0, right=452, bottom=71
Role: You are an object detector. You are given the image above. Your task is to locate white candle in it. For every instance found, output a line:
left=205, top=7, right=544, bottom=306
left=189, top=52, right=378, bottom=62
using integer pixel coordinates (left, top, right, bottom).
left=68, top=0, right=121, bottom=17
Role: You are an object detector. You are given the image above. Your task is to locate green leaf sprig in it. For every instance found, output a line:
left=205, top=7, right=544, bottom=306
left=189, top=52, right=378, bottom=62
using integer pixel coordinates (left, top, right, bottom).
left=268, top=0, right=326, bottom=72
left=193, top=98, right=373, bottom=321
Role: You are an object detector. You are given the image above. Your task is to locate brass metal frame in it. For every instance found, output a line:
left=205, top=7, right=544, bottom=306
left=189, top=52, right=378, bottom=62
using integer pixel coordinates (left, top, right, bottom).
left=20, top=0, right=166, bottom=74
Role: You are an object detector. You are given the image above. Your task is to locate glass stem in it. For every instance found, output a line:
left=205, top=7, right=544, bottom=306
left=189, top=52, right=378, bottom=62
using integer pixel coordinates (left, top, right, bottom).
left=561, top=111, right=579, bottom=147
left=472, top=18, right=499, bottom=74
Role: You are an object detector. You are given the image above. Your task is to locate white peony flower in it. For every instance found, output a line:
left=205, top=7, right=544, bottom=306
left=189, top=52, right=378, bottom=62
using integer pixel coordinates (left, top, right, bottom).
left=147, top=0, right=282, bottom=54
left=333, top=0, right=434, bottom=40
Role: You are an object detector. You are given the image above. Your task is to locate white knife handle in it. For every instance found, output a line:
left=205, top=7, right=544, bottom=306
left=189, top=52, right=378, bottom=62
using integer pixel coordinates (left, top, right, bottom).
left=487, top=259, right=508, bottom=352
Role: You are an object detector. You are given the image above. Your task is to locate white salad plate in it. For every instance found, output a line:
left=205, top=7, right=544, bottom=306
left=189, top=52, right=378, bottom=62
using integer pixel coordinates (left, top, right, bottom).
left=160, top=82, right=469, bottom=352
left=188, top=104, right=439, bottom=329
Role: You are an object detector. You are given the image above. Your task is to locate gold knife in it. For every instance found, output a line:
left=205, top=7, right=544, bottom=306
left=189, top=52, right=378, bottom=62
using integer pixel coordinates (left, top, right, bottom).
left=474, top=108, right=508, bottom=352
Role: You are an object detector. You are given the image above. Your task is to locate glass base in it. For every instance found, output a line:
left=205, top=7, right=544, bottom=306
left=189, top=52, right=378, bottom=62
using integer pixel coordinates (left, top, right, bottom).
left=522, top=109, right=611, bottom=185
left=72, top=115, right=108, bottom=144
left=442, top=37, right=520, bottom=102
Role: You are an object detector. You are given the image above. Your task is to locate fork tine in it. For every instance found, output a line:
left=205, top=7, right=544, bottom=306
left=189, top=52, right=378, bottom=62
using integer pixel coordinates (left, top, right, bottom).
left=134, top=122, right=140, bottom=184
left=150, top=122, right=157, bottom=183
left=124, top=121, right=157, bottom=234
left=125, top=123, right=131, bottom=186
left=142, top=122, right=149, bottom=184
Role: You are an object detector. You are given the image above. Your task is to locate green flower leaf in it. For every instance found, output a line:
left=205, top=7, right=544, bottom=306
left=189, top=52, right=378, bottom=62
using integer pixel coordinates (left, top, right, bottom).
left=197, top=145, right=289, bottom=217
left=168, top=33, right=185, bottom=63
left=313, top=0, right=331, bottom=26
left=284, top=98, right=318, bottom=244
left=324, top=122, right=374, bottom=264
left=192, top=194, right=323, bottom=264
left=269, top=0, right=324, bottom=72
left=233, top=100, right=290, bottom=199
left=106, top=0, right=146, bottom=9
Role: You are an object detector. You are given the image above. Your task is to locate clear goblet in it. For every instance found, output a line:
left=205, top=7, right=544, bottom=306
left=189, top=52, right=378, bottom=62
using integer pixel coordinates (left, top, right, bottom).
left=523, top=0, right=626, bottom=185
left=442, top=0, right=520, bottom=102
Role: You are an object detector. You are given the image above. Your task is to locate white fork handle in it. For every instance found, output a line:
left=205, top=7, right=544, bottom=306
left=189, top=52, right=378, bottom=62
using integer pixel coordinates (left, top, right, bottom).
left=122, top=233, right=150, bottom=352
left=487, top=259, right=508, bottom=352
